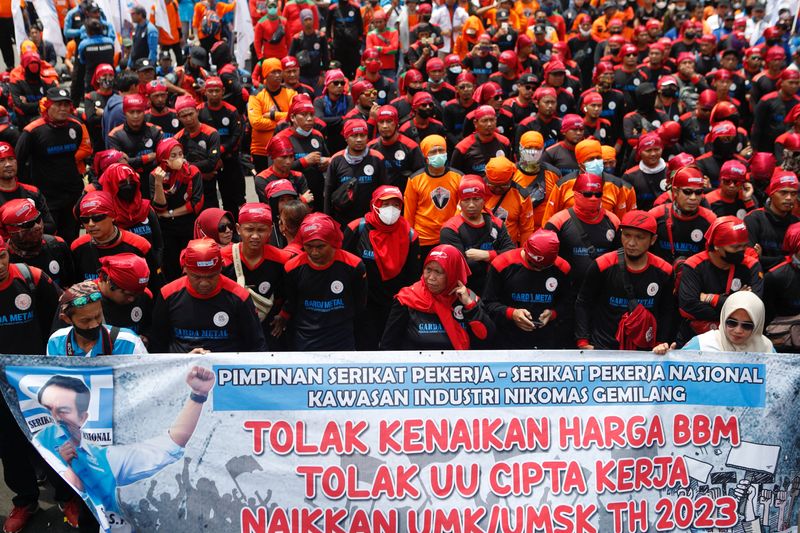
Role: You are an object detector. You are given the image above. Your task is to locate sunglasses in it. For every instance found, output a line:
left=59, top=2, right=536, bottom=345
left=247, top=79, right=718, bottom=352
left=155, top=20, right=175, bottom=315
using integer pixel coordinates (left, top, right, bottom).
left=362, top=90, right=377, bottom=97
left=722, top=179, right=742, bottom=186
left=625, top=53, right=637, bottom=57
left=580, top=191, right=603, bottom=198
left=218, top=222, right=234, bottom=233
left=522, top=84, right=535, bottom=90
left=679, top=188, right=704, bottom=197
left=10, top=215, right=42, bottom=230
left=332, top=80, right=346, bottom=86
left=457, top=84, right=474, bottom=90
left=80, top=214, right=108, bottom=224
left=67, top=291, right=102, bottom=310
left=724, top=318, right=755, bottom=331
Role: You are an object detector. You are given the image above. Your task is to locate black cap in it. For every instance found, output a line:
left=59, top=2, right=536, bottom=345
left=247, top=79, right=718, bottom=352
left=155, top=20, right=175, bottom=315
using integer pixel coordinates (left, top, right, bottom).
left=134, top=58, right=155, bottom=72
left=602, top=1, right=616, bottom=10
left=533, top=23, right=546, bottom=33
left=47, top=87, right=71, bottom=102
left=84, top=1, right=100, bottom=13
left=189, top=47, right=208, bottom=68
left=721, top=46, right=741, bottom=57
left=159, top=50, right=172, bottom=60
left=496, top=8, right=510, bottom=19
left=724, top=12, right=735, bottom=19
left=520, top=72, right=537, bottom=84
left=753, top=2, right=766, bottom=9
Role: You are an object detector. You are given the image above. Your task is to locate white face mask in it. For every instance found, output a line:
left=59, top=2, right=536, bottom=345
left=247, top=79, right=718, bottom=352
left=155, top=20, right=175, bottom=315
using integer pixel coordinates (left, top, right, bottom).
left=520, top=147, right=543, bottom=164
left=377, top=205, right=401, bottom=225
left=584, top=159, right=604, bottom=176
left=580, top=28, right=591, bottom=37
left=168, top=157, right=184, bottom=170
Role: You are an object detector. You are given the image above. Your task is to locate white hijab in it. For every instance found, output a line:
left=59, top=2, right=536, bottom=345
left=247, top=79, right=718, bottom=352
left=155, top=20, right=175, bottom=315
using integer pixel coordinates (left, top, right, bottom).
left=696, top=291, right=773, bottom=353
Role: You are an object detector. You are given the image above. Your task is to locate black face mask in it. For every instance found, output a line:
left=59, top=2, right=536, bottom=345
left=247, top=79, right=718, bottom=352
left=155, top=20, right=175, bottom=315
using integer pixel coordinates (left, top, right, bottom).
left=73, top=324, right=102, bottom=340
left=416, top=107, right=433, bottom=119
left=713, top=139, right=737, bottom=158
left=660, top=87, right=678, bottom=98
left=723, top=249, right=745, bottom=265
left=407, top=86, right=421, bottom=96
left=638, top=92, right=656, bottom=112
left=117, top=183, right=138, bottom=203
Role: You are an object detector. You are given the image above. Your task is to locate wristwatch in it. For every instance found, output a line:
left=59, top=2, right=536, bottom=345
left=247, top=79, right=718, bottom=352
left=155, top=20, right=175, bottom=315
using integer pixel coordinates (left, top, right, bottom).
left=169, top=209, right=174, bottom=219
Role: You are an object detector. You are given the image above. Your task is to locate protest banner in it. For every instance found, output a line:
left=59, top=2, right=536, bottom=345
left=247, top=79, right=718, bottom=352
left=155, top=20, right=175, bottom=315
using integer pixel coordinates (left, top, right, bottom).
left=1, top=350, right=799, bottom=533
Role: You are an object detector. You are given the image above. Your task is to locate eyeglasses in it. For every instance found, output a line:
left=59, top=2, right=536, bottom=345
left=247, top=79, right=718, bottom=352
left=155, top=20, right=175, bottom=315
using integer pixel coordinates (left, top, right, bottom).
left=218, top=222, right=234, bottom=233
left=679, top=188, right=704, bottom=197
left=332, top=80, right=346, bottom=86
left=79, top=214, right=108, bottom=224
left=362, top=90, right=377, bottom=97
left=67, top=291, right=102, bottom=310
left=10, top=215, right=42, bottom=230
left=724, top=318, right=755, bottom=331
left=580, top=191, right=603, bottom=198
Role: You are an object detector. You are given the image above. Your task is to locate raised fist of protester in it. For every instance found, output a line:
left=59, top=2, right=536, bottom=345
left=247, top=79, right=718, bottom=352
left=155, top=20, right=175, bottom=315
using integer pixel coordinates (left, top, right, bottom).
left=186, top=366, right=214, bottom=396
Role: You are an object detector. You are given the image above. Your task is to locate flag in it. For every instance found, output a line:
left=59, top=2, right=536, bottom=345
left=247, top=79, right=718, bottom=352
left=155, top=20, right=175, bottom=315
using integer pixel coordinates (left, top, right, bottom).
left=233, top=0, right=253, bottom=67
left=30, top=0, right=67, bottom=57
left=225, top=455, right=263, bottom=481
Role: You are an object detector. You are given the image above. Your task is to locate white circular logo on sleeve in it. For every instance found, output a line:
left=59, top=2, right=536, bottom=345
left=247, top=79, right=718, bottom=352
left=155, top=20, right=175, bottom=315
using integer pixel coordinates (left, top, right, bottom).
left=651, top=120, right=661, bottom=127
left=378, top=90, right=386, bottom=99
left=314, top=42, right=320, bottom=50
left=222, top=117, right=230, bottom=126
left=395, top=150, right=406, bottom=161
left=15, top=294, right=31, bottom=310
left=731, top=278, right=742, bottom=291
left=364, top=164, right=374, bottom=175
left=453, top=305, right=464, bottom=319
left=545, top=277, right=558, bottom=291
left=647, top=282, right=659, bottom=296
left=172, top=118, right=179, bottom=128
left=736, top=208, right=747, bottom=219
left=69, top=129, right=77, bottom=139
left=131, top=306, right=143, bottom=322
left=690, top=229, right=703, bottom=242
left=659, top=178, right=667, bottom=191
left=606, top=229, right=615, bottom=241
left=608, top=101, right=616, bottom=110
left=633, top=78, right=641, bottom=86
left=213, top=311, right=229, bottom=327
left=512, top=84, right=518, bottom=93
left=485, top=61, right=493, bottom=68
left=348, top=9, right=354, bottom=15
left=490, top=227, right=498, bottom=239
left=559, top=104, right=567, bottom=113
left=145, top=138, right=153, bottom=148
left=258, top=281, right=271, bottom=294
left=311, top=138, right=320, bottom=148
left=199, top=140, right=207, bottom=149
left=600, top=129, right=607, bottom=138
left=95, top=100, right=102, bottom=108
left=49, top=260, right=60, bottom=274
left=330, top=280, right=344, bottom=294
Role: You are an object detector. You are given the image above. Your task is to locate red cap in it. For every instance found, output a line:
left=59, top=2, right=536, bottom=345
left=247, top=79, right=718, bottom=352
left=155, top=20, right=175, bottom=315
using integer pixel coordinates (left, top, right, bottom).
left=499, top=50, right=518, bottom=66
left=671, top=166, right=705, bottom=188
left=710, top=120, right=737, bottom=140
left=372, top=185, right=403, bottom=205
left=426, top=57, right=444, bottom=71
left=444, top=54, right=461, bottom=67
left=766, top=45, right=786, bottom=61
left=376, top=105, right=398, bottom=123
left=764, top=26, right=782, bottom=40
left=749, top=152, right=776, bottom=181
left=782, top=222, right=800, bottom=254
left=281, top=56, right=299, bottom=69
left=469, top=104, right=495, bottom=121
left=362, top=48, right=380, bottom=62
left=342, top=118, right=369, bottom=138
left=767, top=170, right=800, bottom=195
left=583, top=91, right=603, bottom=106
left=238, top=202, right=273, bottom=225
left=175, top=95, right=196, bottom=113
left=636, top=132, right=663, bottom=157
left=619, top=210, right=657, bottom=235
left=456, top=71, right=476, bottom=85
left=289, top=97, right=314, bottom=117
left=0, top=142, right=14, bottom=159
left=560, top=114, right=584, bottom=133
left=784, top=132, right=800, bottom=151
left=1, top=198, right=39, bottom=226
left=78, top=191, right=116, bottom=218
left=458, top=176, right=486, bottom=200
left=99, top=253, right=149, bottom=292
left=574, top=172, right=603, bottom=193
left=719, top=159, right=748, bottom=182
left=705, top=216, right=749, bottom=248
left=646, top=19, right=661, bottom=29
left=698, top=89, right=718, bottom=109
left=523, top=229, right=559, bottom=268
left=416, top=2, right=432, bottom=13
left=180, top=238, right=222, bottom=273
left=204, top=76, right=223, bottom=89
left=123, top=94, right=147, bottom=112
left=709, top=101, right=738, bottom=124
left=268, top=135, right=294, bottom=158
left=264, top=178, right=298, bottom=199
left=145, top=79, right=167, bottom=95
left=412, top=91, right=434, bottom=109
left=299, top=213, right=343, bottom=248
left=350, top=79, right=374, bottom=101
left=677, top=52, right=695, bottom=64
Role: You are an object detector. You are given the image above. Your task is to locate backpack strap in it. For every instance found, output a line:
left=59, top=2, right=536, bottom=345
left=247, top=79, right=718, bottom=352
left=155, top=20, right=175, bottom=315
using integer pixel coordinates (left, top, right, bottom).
left=15, top=263, right=35, bottom=293
left=616, top=249, right=638, bottom=313
left=568, top=208, right=598, bottom=258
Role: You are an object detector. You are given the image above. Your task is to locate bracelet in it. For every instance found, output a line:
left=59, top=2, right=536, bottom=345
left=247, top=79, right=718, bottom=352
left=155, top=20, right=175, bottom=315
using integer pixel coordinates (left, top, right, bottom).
left=189, top=391, right=207, bottom=404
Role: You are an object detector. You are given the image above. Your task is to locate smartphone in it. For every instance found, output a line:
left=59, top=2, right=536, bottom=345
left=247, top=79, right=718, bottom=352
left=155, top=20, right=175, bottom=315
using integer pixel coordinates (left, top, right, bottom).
left=531, top=320, right=545, bottom=328
left=501, top=22, right=509, bottom=30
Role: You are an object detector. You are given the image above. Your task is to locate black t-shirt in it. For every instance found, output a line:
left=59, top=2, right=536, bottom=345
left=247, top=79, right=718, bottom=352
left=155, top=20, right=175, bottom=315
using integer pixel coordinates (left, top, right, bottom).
left=0, top=264, right=61, bottom=355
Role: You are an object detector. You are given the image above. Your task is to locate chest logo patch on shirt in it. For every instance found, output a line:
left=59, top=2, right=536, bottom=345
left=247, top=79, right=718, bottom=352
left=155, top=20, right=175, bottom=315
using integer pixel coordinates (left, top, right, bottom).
left=378, top=90, right=386, bottom=100
left=95, top=100, right=102, bottom=108
left=259, top=281, right=271, bottom=294
left=222, top=117, right=230, bottom=126
left=453, top=305, right=464, bottom=320
left=49, top=260, right=60, bottom=274
left=431, top=186, right=451, bottom=210
left=314, top=42, right=320, bottom=50
left=731, top=278, right=742, bottom=291
left=199, top=140, right=207, bottom=149
left=395, top=150, right=406, bottom=161
left=364, top=164, right=374, bottom=176
left=608, top=101, right=616, bottom=110
left=69, top=129, right=77, bottom=139
left=330, top=280, right=344, bottom=294
left=15, top=294, right=31, bottom=311
left=311, top=138, right=320, bottom=149
left=559, top=104, right=567, bottom=113
left=145, top=138, right=153, bottom=148
left=546, top=277, right=558, bottom=292
left=647, top=282, right=659, bottom=296
left=691, top=229, right=703, bottom=242
left=736, top=209, right=747, bottom=219
left=606, top=229, right=615, bottom=241
left=172, top=119, right=180, bottom=128
left=213, top=311, right=229, bottom=327
left=131, top=306, right=143, bottom=322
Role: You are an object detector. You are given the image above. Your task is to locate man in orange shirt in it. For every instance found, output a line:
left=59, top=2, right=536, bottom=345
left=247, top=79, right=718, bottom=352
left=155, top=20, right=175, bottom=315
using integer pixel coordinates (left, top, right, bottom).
left=247, top=58, right=296, bottom=172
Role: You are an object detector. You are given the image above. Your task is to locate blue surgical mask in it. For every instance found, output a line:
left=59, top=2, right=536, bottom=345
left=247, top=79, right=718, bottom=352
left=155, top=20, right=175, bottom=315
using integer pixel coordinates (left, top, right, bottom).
left=584, top=159, right=604, bottom=176
left=427, top=153, right=447, bottom=168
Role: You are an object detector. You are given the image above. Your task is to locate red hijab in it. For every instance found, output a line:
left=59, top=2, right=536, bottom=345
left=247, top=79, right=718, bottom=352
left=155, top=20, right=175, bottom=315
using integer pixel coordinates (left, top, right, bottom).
left=364, top=186, right=411, bottom=281
left=99, top=163, right=151, bottom=229
left=396, top=244, right=471, bottom=350
left=156, top=138, right=194, bottom=185
left=193, top=208, right=233, bottom=243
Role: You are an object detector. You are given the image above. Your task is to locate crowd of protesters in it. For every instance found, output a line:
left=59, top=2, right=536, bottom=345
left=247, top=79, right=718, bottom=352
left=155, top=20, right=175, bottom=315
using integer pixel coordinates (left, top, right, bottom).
left=0, top=0, right=799, bottom=528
